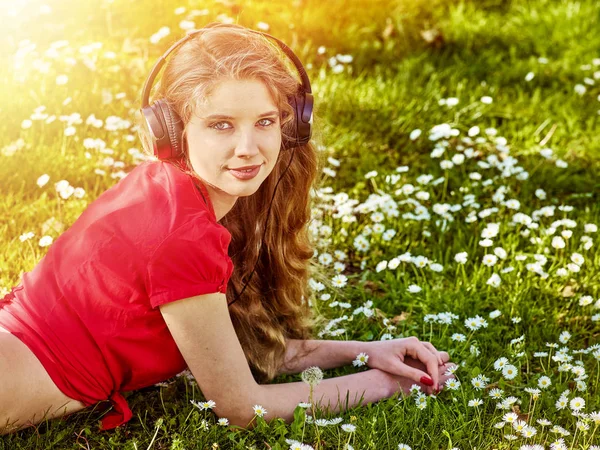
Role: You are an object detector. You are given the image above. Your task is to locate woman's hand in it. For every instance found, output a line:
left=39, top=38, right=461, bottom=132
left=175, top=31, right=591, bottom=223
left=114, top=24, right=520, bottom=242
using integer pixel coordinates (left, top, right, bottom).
left=384, top=355, right=456, bottom=396
left=363, top=337, right=450, bottom=391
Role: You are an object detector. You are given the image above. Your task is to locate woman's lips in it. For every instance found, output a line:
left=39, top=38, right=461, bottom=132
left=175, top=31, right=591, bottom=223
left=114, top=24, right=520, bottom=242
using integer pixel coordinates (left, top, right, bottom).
left=228, top=165, right=261, bottom=180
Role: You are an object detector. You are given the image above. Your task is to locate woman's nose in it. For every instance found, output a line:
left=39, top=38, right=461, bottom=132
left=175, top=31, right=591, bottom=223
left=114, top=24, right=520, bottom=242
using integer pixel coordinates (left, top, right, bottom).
left=234, top=129, right=260, bottom=157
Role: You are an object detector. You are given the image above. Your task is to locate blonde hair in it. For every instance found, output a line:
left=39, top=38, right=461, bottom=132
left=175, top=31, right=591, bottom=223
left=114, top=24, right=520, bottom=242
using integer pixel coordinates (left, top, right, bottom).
left=138, top=23, right=328, bottom=382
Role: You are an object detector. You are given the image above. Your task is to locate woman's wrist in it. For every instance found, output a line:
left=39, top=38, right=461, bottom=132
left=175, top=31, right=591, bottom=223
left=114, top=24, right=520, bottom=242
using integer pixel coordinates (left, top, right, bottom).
left=368, top=367, right=395, bottom=399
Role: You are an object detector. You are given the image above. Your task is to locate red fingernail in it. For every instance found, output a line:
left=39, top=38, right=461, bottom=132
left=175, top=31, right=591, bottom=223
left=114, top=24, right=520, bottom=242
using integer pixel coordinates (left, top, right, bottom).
left=420, top=376, right=434, bottom=386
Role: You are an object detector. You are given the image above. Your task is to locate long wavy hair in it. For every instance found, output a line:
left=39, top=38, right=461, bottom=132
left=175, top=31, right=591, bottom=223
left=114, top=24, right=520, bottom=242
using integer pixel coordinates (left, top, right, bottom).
left=137, top=23, right=328, bottom=383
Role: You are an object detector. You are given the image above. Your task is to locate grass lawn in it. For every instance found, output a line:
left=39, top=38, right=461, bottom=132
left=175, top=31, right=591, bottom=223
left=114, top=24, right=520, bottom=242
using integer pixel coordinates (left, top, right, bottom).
left=0, top=0, right=599, bottom=448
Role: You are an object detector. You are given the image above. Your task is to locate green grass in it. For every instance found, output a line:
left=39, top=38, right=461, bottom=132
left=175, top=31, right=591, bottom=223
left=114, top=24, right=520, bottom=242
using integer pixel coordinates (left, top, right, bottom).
left=1, top=0, right=599, bottom=448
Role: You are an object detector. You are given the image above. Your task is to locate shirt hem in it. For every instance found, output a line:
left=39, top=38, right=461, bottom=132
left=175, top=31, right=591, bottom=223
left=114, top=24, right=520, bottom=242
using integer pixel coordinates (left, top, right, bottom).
left=150, top=282, right=227, bottom=309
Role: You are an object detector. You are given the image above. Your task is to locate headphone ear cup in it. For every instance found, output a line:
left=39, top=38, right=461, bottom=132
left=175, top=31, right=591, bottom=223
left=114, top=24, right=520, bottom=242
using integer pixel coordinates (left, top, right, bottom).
left=297, top=92, right=313, bottom=143
left=282, top=91, right=313, bottom=150
left=156, top=100, right=185, bottom=160
left=141, top=100, right=185, bottom=160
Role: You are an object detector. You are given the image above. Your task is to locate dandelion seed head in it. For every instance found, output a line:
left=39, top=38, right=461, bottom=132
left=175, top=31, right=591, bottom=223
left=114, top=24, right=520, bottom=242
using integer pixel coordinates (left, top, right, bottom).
left=301, top=366, right=324, bottom=387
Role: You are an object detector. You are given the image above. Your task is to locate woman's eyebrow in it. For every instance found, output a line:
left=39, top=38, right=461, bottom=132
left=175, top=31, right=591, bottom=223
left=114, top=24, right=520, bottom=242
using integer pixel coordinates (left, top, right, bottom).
left=201, top=110, right=279, bottom=120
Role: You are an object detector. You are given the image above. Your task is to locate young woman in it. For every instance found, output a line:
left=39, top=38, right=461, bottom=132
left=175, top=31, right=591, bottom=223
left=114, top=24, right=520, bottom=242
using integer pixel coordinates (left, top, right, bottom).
left=0, top=23, right=454, bottom=434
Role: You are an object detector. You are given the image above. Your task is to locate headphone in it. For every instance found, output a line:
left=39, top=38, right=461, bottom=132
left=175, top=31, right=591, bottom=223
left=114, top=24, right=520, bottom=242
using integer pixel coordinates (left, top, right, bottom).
left=140, top=23, right=313, bottom=307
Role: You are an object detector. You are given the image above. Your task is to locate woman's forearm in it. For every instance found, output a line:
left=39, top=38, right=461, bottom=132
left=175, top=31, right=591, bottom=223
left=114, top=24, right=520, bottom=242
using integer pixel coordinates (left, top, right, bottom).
left=280, top=339, right=368, bottom=375
left=235, top=368, right=391, bottom=428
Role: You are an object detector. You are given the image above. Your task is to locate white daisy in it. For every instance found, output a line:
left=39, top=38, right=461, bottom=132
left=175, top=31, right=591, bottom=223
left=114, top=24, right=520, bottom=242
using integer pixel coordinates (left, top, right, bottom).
left=538, top=376, right=551, bottom=389
left=253, top=404, right=267, bottom=417
left=341, top=423, right=356, bottom=432
left=502, top=364, right=518, bottom=380
left=454, top=252, right=468, bottom=264
left=331, top=274, right=348, bottom=288
left=482, top=254, right=498, bottom=266
left=468, top=398, right=483, bottom=407
left=352, top=352, right=369, bottom=367
left=569, top=397, right=585, bottom=412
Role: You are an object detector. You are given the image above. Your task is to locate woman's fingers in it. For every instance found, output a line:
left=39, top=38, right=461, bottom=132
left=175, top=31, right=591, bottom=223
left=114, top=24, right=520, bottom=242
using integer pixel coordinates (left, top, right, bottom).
left=397, top=358, right=457, bottom=395
left=438, top=351, right=450, bottom=364
left=402, top=356, right=435, bottom=394
left=392, top=362, right=436, bottom=394
left=402, top=338, right=440, bottom=390
left=421, top=341, right=445, bottom=365
left=386, top=338, right=454, bottom=393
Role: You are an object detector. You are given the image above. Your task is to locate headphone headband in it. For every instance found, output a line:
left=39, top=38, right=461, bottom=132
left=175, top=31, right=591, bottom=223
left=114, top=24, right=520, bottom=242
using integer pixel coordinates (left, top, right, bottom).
left=140, top=25, right=312, bottom=108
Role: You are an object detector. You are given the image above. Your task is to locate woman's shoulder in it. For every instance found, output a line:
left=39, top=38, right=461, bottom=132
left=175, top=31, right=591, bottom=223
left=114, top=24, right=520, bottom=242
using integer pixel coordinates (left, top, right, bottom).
left=128, top=159, right=188, bottom=187
left=124, top=160, right=202, bottom=205
left=72, top=160, right=214, bottom=241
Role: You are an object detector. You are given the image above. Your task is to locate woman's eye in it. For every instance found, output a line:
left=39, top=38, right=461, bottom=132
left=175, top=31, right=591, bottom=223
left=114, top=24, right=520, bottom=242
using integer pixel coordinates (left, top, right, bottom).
left=258, top=118, right=276, bottom=127
left=210, top=122, right=232, bottom=130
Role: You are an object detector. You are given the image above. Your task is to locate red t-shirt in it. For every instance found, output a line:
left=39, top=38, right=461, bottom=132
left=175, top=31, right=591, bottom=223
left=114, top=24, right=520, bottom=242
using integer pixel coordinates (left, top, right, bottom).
left=0, top=160, right=234, bottom=429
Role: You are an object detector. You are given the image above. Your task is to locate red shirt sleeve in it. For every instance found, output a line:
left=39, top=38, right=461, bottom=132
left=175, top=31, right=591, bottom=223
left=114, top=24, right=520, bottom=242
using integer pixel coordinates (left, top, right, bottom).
left=146, top=218, right=233, bottom=309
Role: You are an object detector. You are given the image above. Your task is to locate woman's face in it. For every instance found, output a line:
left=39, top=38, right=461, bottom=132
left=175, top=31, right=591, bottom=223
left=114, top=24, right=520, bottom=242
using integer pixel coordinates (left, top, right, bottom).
left=185, top=78, right=282, bottom=218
